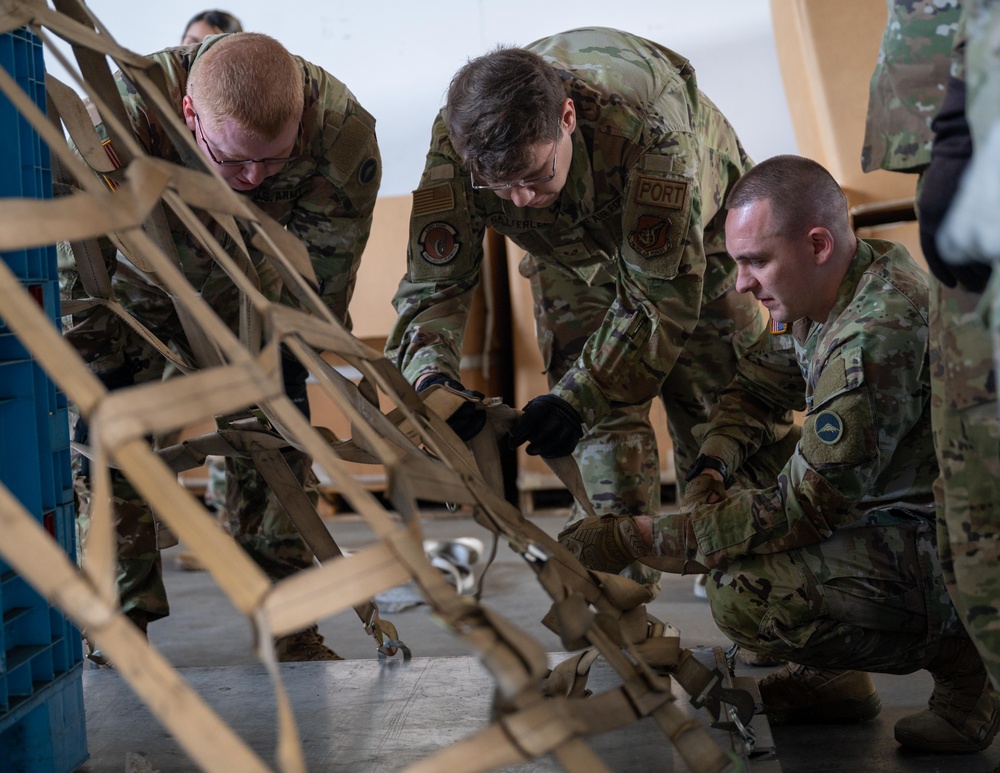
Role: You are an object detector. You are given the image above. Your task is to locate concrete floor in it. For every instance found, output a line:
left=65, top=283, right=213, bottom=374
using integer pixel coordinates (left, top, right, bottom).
left=78, top=508, right=1000, bottom=772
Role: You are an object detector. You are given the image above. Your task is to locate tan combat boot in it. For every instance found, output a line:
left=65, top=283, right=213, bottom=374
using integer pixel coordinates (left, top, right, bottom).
left=273, top=624, right=344, bottom=662
left=757, top=663, right=882, bottom=725
left=895, top=636, right=1000, bottom=753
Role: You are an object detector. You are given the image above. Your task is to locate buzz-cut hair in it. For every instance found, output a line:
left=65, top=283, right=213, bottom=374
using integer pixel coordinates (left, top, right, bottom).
left=187, top=32, right=303, bottom=141
left=726, top=154, right=850, bottom=238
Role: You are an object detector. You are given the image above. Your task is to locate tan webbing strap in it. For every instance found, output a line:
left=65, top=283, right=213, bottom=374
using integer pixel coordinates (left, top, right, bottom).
left=1, top=7, right=754, bottom=770
left=0, top=487, right=275, bottom=773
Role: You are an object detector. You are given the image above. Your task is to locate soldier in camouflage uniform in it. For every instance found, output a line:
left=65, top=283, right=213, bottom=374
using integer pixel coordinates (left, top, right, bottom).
left=385, top=28, right=791, bottom=555
left=60, top=32, right=380, bottom=660
left=921, top=0, right=1000, bottom=694
left=561, top=156, right=1000, bottom=754
left=863, top=0, right=1000, bottom=704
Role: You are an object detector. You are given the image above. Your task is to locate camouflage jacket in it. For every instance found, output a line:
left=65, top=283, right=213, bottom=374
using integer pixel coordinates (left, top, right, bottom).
left=385, top=27, right=753, bottom=424
left=962, top=0, right=1000, bottom=143
left=104, top=34, right=380, bottom=327
left=862, top=0, right=961, bottom=173
left=689, top=239, right=937, bottom=567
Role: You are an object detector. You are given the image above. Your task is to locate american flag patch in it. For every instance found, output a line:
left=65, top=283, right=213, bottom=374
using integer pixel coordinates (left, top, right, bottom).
left=770, top=319, right=788, bottom=335
left=412, top=183, right=454, bottom=217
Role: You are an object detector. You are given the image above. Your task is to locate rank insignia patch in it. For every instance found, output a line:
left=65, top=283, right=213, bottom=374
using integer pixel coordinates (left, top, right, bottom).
left=627, top=215, right=672, bottom=258
left=815, top=411, right=843, bottom=445
left=419, top=222, right=460, bottom=265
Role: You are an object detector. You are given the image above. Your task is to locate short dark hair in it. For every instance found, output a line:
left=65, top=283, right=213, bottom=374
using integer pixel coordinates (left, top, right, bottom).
left=726, top=155, right=850, bottom=238
left=445, top=46, right=565, bottom=183
left=183, top=9, right=243, bottom=39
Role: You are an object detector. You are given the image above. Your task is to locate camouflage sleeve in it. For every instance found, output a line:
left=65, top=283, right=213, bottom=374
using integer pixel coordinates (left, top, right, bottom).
left=57, top=237, right=130, bottom=377
left=286, top=101, right=381, bottom=330
left=384, top=114, right=487, bottom=384
left=549, top=136, right=710, bottom=426
left=686, top=317, right=930, bottom=568
left=695, top=325, right=806, bottom=475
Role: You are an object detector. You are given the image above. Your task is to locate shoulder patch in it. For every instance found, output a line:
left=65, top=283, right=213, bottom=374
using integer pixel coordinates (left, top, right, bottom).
left=627, top=215, right=672, bottom=258
left=814, top=411, right=843, bottom=445
left=419, top=222, right=460, bottom=265
left=413, top=184, right=455, bottom=217
left=633, top=175, right=688, bottom=210
left=770, top=319, right=788, bottom=335
left=358, top=157, right=378, bottom=185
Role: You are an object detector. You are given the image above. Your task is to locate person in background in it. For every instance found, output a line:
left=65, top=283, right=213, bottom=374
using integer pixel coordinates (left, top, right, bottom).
left=561, top=155, right=1000, bottom=756
left=181, top=9, right=243, bottom=46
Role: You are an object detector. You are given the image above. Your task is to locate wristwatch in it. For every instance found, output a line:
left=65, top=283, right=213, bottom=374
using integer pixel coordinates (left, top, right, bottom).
left=684, top=454, right=728, bottom=485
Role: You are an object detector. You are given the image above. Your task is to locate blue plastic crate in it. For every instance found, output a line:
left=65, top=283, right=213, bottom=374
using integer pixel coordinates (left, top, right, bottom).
left=0, top=665, right=87, bottom=773
left=0, top=26, right=87, bottom=772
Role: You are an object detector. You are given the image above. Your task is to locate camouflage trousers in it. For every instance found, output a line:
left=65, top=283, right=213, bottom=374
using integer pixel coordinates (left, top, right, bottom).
left=526, top=255, right=769, bottom=518
left=71, top=411, right=318, bottom=623
left=707, top=513, right=966, bottom=674
left=934, top=278, right=1000, bottom=690
left=62, top=244, right=314, bottom=623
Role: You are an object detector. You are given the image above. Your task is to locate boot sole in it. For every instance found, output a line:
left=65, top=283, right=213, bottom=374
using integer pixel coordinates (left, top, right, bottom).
left=767, top=692, right=882, bottom=726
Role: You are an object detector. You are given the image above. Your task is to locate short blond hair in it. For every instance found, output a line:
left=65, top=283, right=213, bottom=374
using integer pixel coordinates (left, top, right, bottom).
left=187, top=32, right=303, bottom=140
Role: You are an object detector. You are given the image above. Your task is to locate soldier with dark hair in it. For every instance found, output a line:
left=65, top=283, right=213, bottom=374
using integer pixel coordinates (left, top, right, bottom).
left=60, top=32, right=381, bottom=661
left=181, top=9, right=243, bottom=46
left=387, top=28, right=793, bottom=583
left=561, top=154, right=1000, bottom=756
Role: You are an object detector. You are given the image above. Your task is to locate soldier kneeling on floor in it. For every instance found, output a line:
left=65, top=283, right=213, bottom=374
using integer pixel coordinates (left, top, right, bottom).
left=561, top=155, right=1000, bottom=756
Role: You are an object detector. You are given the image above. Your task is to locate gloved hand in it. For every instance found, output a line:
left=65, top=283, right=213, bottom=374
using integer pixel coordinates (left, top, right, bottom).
left=558, top=515, right=648, bottom=574
left=682, top=474, right=727, bottom=512
left=509, top=394, right=584, bottom=458
left=918, top=76, right=993, bottom=294
left=938, top=121, right=1000, bottom=273
left=416, top=373, right=487, bottom=441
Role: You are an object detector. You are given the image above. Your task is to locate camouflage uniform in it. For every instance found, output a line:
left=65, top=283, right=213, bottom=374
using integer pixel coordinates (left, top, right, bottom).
left=864, top=1, right=1000, bottom=688
left=942, top=1, right=1000, bottom=689
left=678, top=240, right=969, bottom=671
left=386, top=27, right=777, bottom=524
left=60, top=35, right=381, bottom=621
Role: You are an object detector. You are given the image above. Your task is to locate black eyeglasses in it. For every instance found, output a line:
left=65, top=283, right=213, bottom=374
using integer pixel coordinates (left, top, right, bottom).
left=470, top=127, right=561, bottom=191
left=194, top=111, right=301, bottom=168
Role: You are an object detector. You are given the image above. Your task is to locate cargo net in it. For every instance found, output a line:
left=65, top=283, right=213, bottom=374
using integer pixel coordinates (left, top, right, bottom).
left=0, top=2, right=754, bottom=771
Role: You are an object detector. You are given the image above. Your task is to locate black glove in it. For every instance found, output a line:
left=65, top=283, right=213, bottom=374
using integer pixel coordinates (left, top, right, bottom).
left=415, top=373, right=487, bottom=441
left=509, top=394, right=584, bottom=458
left=919, top=76, right=993, bottom=294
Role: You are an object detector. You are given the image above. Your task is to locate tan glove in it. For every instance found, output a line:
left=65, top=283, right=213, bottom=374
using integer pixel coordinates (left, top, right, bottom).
left=558, top=515, right=647, bottom=574
left=681, top=473, right=727, bottom=512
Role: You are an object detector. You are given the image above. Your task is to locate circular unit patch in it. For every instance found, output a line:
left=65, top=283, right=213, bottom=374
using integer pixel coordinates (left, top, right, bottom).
left=358, top=157, right=378, bottom=185
left=419, top=222, right=460, bottom=265
left=814, top=410, right=844, bottom=445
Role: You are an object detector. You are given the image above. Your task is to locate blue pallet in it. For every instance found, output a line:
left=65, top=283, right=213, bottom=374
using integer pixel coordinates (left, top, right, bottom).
left=0, top=26, right=87, bottom=772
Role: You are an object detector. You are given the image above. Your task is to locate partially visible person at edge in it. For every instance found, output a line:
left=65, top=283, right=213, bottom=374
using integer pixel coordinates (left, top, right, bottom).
left=385, top=27, right=795, bottom=592
left=561, top=155, right=1000, bottom=756
left=899, top=0, right=1000, bottom=695
left=181, top=9, right=243, bottom=46
left=58, top=32, right=381, bottom=662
